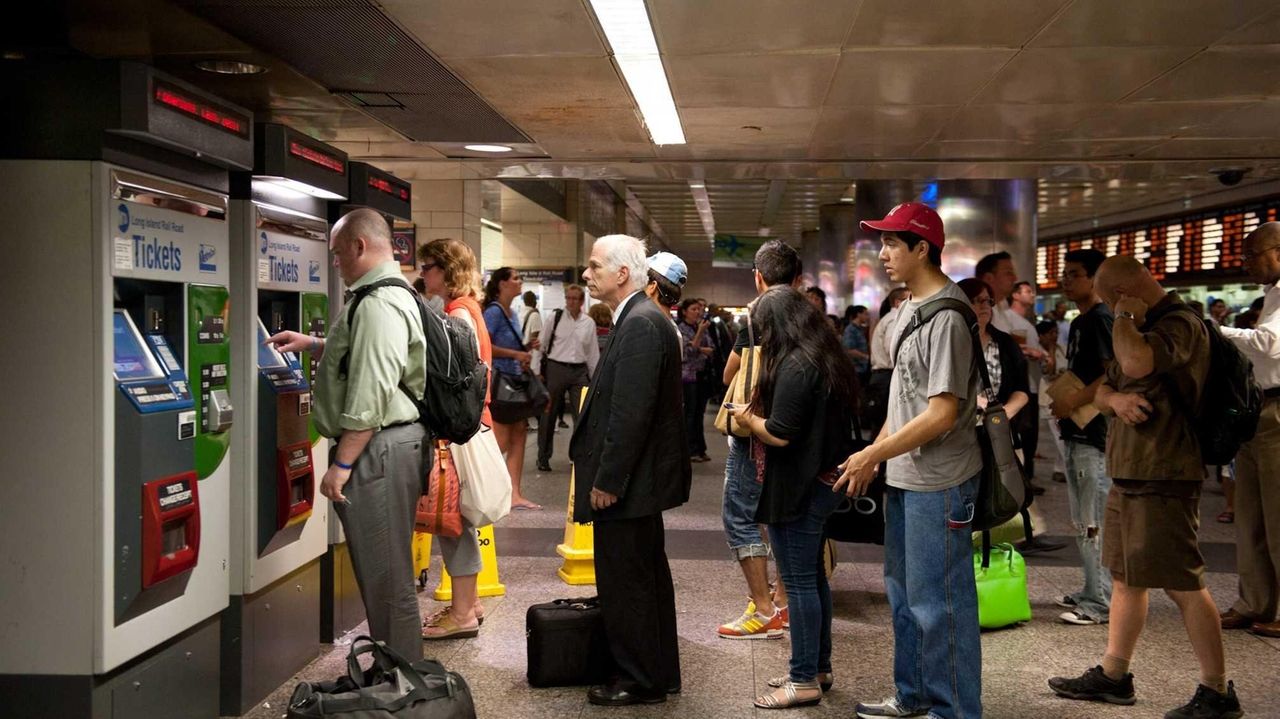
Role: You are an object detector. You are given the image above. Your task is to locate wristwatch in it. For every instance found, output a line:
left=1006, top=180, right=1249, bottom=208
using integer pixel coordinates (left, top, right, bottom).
left=1117, top=310, right=1136, bottom=321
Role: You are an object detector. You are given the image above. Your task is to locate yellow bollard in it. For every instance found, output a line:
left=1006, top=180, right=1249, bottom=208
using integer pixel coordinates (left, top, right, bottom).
left=557, top=387, right=596, bottom=585
left=433, top=524, right=506, bottom=601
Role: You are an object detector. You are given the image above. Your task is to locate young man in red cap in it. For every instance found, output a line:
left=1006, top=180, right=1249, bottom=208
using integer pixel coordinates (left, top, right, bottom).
left=833, top=202, right=983, bottom=719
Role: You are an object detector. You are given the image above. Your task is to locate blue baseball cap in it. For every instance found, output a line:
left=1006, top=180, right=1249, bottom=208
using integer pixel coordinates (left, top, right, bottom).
left=647, top=251, right=688, bottom=286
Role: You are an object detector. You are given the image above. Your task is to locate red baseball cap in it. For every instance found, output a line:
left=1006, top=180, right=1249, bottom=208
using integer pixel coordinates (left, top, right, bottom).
left=859, top=202, right=945, bottom=250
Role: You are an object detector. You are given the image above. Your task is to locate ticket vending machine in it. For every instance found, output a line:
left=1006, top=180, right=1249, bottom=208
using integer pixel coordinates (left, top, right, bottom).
left=320, top=161, right=413, bottom=641
left=222, top=124, right=346, bottom=714
left=0, top=61, right=249, bottom=718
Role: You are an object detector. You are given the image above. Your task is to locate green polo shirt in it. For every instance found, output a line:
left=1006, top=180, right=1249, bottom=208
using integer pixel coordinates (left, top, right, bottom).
left=313, top=261, right=427, bottom=437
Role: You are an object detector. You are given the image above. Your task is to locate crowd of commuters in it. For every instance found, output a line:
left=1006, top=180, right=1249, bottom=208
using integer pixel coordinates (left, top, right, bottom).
left=272, top=204, right=1279, bottom=718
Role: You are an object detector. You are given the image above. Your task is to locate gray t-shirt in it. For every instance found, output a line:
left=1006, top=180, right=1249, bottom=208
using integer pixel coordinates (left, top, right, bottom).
left=885, top=281, right=983, bottom=491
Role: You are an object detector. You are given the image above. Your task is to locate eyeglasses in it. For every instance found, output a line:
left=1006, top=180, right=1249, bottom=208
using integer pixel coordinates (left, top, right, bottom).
left=972, top=297, right=994, bottom=307
left=419, top=262, right=437, bottom=272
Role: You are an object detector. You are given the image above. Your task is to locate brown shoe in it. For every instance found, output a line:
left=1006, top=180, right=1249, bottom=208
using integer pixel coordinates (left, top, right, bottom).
left=1220, top=609, right=1255, bottom=630
left=1250, top=619, right=1280, bottom=638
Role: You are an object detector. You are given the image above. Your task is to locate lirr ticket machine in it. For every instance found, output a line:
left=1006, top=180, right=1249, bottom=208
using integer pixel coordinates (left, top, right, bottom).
left=223, top=124, right=346, bottom=715
left=0, top=60, right=249, bottom=718
left=320, top=161, right=413, bottom=642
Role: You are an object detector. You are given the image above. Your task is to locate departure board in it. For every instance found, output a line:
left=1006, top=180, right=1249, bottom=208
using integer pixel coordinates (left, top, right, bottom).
left=1037, top=197, right=1280, bottom=289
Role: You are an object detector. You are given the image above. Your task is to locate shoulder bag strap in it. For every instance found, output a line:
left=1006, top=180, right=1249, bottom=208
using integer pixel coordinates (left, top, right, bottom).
left=490, top=302, right=529, bottom=352
left=544, top=308, right=564, bottom=359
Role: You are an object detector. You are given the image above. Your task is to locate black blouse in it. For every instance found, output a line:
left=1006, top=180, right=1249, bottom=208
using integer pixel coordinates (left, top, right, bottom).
left=754, top=353, right=857, bottom=525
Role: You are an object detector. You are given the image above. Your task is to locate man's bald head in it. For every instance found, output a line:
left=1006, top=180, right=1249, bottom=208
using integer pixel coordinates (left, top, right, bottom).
left=1096, top=255, right=1163, bottom=308
left=1243, top=221, right=1280, bottom=285
left=331, top=208, right=395, bottom=285
left=333, top=207, right=393, bottom=255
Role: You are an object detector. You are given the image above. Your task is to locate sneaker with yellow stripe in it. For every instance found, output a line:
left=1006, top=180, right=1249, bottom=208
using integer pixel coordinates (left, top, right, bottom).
left=717, top=602, right=784, bottom=640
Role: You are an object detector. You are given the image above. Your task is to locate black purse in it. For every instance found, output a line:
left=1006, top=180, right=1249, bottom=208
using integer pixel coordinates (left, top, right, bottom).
left=489, top=304, right=549, bottom=424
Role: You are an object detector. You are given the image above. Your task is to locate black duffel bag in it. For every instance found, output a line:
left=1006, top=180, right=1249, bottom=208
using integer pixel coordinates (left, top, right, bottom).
left=287, top=636, right=475, bottom=719
left=526, top=596, right=617, bottom=687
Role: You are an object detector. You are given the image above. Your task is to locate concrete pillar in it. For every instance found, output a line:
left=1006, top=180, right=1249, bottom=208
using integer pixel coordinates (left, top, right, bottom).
left=934, top=179, right=1037, bottom=286
left=818, top=203, right=859, bottom=312
left=800, top=229, right=820, bottom=292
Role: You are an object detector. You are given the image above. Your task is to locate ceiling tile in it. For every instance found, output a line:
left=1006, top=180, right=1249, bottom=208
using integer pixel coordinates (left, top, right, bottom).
left=668, top=53, right=839, bottom=108
left=846, top=0, right=1067, bottom=48
left=681, top=107, right=820, bottom=147
left=651, top=0, right=861, bottom=55
left=537, top=139, right=657, bottom=159
left=1136, top=138, right=1280, bottom=159
left=1201, top=102, right=1280, bottom=138
left=1038, top=138, right=1169, bottom=159
left=826, top=49, right=1016, bottom=105
left=912, top=140, right=1045, bottom=159
left=938, top=104, right=1101, bottom=141
left=1217, top=7, right=1280, bottom=44
left=1067, top=101, right=1260, bottom=140
left=807, top=142, right=927, bottom=160
left=517, top=107, right=650, bottom=145
left=1030, top=0, right=1277, bottom=47
left=972, top=47, right=1194, bottom=104
left=812, top=105, right=958, bottom=143
left=380, top=0, right=603, bottom=58
left=1127, top=47, right=1280, bottom=102
left=445, top=57, right=633, bottom=112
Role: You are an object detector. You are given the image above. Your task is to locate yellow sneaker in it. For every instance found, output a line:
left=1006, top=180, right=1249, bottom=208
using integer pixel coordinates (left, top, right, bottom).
left=717, top=602, right=784, bottom=640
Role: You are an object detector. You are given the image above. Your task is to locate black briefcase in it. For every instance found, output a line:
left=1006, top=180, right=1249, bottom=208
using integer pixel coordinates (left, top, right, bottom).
left=525, top=596, right=616, bottom=687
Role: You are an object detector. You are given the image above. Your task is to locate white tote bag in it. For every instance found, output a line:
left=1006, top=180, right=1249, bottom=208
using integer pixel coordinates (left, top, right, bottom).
left=452, top=425, right=512, bottom=527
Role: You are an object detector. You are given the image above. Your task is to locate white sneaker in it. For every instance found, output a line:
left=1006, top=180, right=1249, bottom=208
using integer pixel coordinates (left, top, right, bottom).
left=1059, top=609, right=1106, bottom=625
left=855, top=697, right=928, bottom=718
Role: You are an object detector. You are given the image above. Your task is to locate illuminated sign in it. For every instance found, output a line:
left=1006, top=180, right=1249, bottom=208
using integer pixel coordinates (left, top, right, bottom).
left=368, top=175, right=410, bottom=202
left=153, top=82, right=250, bottom=138
left=1038, top=199, right=1280, bottom=289
left=288, top=141, right=345, bottom=175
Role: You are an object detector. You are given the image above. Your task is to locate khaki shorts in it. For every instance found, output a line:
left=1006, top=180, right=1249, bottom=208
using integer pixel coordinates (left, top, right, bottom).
left=1102, top=480, right=1205, bottom=591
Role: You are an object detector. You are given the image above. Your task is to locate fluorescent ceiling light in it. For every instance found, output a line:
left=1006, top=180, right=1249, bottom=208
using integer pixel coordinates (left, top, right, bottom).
left=689, top=181, right=714, bottom=238
left=589, top=0, right=685, bottom=145
left=464, top=144, right=513, bottom=153
left=480, top=217, right=503, bottom=231
left=255, top=176, right=346, bottom=201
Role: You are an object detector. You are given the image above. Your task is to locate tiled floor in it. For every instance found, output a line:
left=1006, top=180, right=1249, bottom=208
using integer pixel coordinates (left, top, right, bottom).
left=232, top=416, right=1280, bottom=719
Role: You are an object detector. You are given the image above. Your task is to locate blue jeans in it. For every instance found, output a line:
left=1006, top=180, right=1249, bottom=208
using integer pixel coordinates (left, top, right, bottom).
left=884, top=476, right=982, bottom=719
left=723, top=436, right=768, bottom=559
left=768, top=483, right=844, bottom=683
left=1064, top=441, right=1112, bottom=621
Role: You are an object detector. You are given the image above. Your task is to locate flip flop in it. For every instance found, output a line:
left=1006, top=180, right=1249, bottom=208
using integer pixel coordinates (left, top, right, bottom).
left=512, top=501, right=543, bottom=511
left=421, top=611, right=479, bottom=640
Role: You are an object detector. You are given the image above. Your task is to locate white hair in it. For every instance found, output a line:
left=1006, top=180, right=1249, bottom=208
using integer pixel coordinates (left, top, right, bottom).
left=595, top=234, right=648, bottom=291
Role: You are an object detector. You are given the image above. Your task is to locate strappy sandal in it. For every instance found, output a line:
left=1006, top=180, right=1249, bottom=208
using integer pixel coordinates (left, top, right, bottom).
left=767, top=672, right=833, bottom=693
left=421, top=610, right=480, bottom=640
left=424, top=603, right=484, bottom=627
left=753, top=680, right=822, bottom=709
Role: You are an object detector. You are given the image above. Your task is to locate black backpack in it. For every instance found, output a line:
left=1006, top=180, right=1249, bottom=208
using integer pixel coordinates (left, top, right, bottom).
left=1147, top=303, right=1263, bottom=466
left=339, top=278, right=488, bottom=444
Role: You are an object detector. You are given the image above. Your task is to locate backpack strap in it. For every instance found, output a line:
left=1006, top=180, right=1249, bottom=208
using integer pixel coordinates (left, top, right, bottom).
left=543, top=308, right=564, bottom=360
left=338, top=277, right=430, bottom=425
left=892, top=297, right=997, bottom=400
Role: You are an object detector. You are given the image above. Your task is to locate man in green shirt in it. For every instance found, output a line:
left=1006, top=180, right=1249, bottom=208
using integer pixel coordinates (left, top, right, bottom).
left=267, top=208, right=428, bottom=659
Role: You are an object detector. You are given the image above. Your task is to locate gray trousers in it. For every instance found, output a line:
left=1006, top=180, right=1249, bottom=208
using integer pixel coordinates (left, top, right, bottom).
left=536, top=359, right=590, bottom=464
left=1233, top=398, right=1280, bottom=622
left=333, top=423, right=426, bottom=659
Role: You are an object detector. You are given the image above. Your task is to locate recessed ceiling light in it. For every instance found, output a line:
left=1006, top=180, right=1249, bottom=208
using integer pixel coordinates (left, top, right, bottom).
left=194, top=60, right=266, bottom=75
left=464, top=144, right=514, bottom=153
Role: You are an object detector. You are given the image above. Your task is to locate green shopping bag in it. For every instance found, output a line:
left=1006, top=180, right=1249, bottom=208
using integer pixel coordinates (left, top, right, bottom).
left=974, top=541, right=1031, bottom=630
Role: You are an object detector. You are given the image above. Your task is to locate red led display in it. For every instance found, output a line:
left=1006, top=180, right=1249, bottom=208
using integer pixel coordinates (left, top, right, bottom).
left=1038, top=196, right=1280, bottom=290
left=368, top=175, right=410, bottom=202
left=289, top=141, right=345, bottom=175
left=153, top=82, right=249, bottom=138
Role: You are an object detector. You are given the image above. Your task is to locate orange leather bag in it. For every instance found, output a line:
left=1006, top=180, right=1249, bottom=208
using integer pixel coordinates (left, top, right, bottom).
left=415, top=441, right=463, bottom=538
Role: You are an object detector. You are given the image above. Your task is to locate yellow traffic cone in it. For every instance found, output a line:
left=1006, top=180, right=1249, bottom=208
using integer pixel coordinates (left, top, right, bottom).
left=433, top=524, right=506, bottom=601
left=557, top=388, right=596, bottom=585
left=413, top=530, right=433, bottom=591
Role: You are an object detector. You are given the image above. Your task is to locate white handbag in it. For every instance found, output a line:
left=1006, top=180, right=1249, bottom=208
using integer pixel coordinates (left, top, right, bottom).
left=452, top=425, right=513, bottom=527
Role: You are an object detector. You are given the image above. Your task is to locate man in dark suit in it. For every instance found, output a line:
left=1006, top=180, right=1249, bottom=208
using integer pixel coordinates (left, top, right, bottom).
left=572, top=234, right=692, bottom=706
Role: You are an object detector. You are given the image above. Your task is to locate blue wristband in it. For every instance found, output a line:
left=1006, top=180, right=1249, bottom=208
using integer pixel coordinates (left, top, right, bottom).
left=334, top=459, right=353, bottom=470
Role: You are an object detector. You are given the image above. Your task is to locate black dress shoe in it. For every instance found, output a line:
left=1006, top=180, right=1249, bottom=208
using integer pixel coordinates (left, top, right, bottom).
left=536, top=460, right=552, bottom=472
left=667, top=683, right=681, bottom=695
left=588, top=683, right=666, bottom=706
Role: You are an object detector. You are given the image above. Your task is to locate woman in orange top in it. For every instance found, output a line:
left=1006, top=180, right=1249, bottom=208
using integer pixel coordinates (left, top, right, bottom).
left=417, top=237, right=495, bottom=639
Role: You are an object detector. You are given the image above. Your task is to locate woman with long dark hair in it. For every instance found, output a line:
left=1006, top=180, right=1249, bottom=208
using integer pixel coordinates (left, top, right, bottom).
left=483, top=267, right=542, bottom=510
left=957, top=277, right=1029, bottom=419
left=727, top=287, right=860, bottom=709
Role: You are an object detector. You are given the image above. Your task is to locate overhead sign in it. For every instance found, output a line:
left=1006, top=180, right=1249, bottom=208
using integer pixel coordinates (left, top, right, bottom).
left=712, top=234, right=774, bottom=269
left=256, top=229, right=328, bottom=292
left=111, top=199, right=229, bottom=284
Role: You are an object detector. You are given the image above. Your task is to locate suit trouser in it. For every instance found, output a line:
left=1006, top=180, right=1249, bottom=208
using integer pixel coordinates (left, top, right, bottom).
left=1021, top=392, right=1040, bottom=482
left=333, top=423, right=426, bottom=660
left=537, top=359, right=589, bottom=464
left=594, top=514, right=681, bottom=693
left=1233, top=398, right=1280, bottom=622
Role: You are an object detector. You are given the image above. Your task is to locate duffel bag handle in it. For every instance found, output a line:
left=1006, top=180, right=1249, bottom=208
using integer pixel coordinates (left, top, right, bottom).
left=320, top=639, right=454, bottom=715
